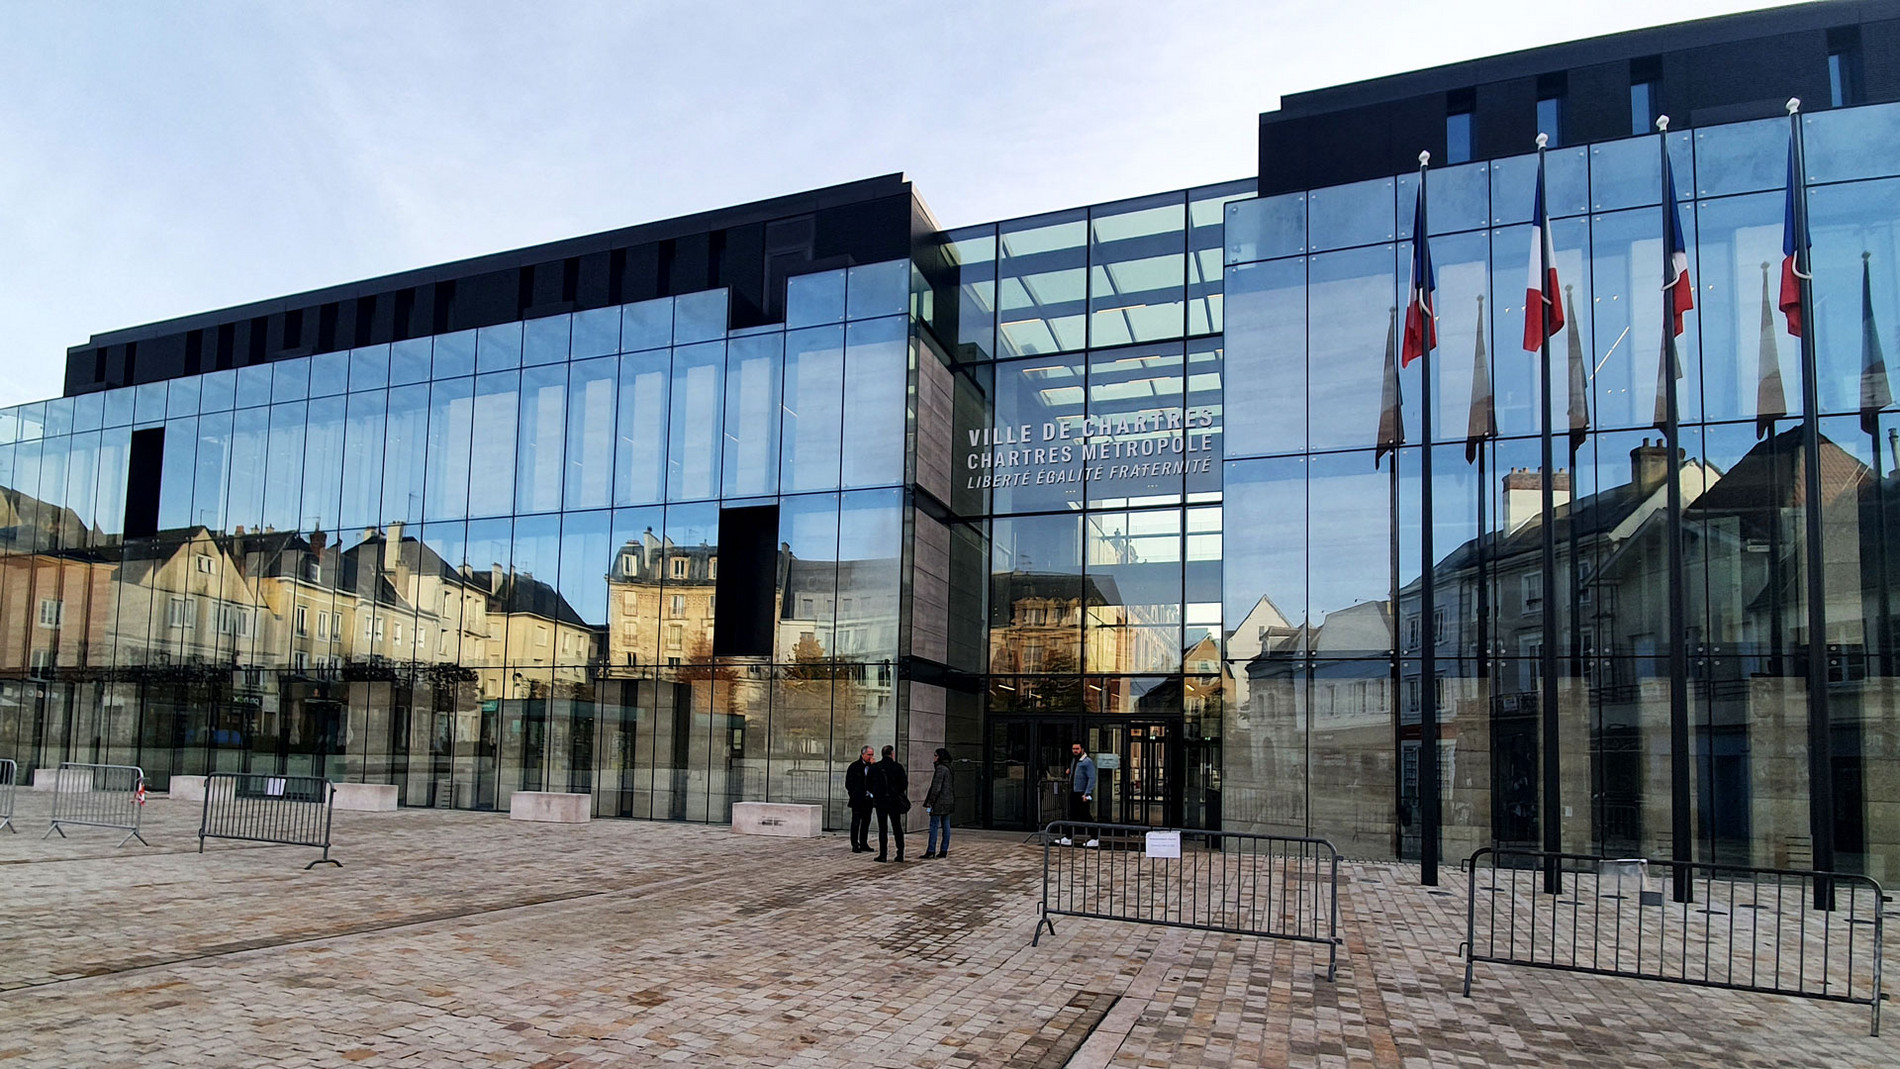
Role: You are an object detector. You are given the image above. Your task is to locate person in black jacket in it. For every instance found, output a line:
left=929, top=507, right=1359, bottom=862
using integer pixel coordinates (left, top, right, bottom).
left=844, top=745, right=876, bottom=853
left=868, top=744, right=908, bottom=862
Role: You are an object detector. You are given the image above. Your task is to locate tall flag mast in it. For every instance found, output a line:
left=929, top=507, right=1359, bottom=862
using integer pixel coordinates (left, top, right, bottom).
left=1786, top=98, right=1835, bottom=907
left=1656, top=115, right=1694, bottom=905
left=1465, top=296, right=1494, bottom=768
left=1403, top=153, right=1440, bottom=886
left=1521, top=134, right=1564, bottom=892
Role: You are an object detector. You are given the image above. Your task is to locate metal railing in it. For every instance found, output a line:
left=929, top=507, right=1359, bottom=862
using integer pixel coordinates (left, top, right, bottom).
left=1032, top=821, right=1343, bottom=981
left=43, top=762, right=150, bottom=847
left=0, top=758, right=15, bottom=833
left=199, top=772, right=342, bottom=869
left=1462, top=846, right=1887, bottom=1035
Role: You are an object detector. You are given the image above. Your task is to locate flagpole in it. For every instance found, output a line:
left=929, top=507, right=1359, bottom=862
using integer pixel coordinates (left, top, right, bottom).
left=1789, top=98, right=1836, bottom=908
left=1415, top=151, right=1441, bottom=887
left=1566, top=286, right=1587, bottom=687
left=1471, top=296, right=1493, bottom=846
left=1534, top=134, right=1564, bottom=895
left=1658, top=115, right=1694, bottom=906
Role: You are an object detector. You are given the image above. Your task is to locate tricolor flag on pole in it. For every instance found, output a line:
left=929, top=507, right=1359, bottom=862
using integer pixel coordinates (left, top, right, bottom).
left=1402, top=186, right=1436, bottom=366
left=1662, top=145, right=1695, bottom=336
left=1781, top=133, right=1810, bottom=338
left=1522, top=153, right=1565, bottom=352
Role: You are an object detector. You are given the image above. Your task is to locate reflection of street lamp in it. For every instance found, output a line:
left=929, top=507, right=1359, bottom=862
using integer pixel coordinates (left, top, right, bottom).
left=511, top=671, right=524, bottom=699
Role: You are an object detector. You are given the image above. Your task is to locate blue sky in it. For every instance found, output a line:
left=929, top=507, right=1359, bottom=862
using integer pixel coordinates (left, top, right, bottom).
left=0, top=0, right=1780, bottom=407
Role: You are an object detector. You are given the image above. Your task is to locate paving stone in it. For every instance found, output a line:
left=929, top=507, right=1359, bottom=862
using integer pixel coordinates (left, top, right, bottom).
left=0, top=793, right=1890, bottom=1066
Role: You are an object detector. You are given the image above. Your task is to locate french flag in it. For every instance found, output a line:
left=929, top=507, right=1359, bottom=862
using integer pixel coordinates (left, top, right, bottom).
left=1401, top=185, right=1435, bottom=366
left=1522, top=155, right=1564, bottom=351
left=1661, top=146, right=1694, bottom=335
left=1780, top=133, right=1808, bottom=337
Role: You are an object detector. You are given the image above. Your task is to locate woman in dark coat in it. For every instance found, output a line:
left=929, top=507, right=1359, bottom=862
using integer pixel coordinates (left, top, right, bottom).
left=921, top=747, right=955, bottom=860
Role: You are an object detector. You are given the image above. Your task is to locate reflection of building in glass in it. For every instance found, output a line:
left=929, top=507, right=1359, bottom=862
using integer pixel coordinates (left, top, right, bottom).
left=1, top=2, right=1895, bottom=884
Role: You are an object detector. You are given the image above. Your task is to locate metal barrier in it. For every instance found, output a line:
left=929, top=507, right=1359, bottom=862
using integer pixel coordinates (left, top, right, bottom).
left=1032, top=821, right=1343, bottom=981
left=199, top=772, right=341, bottom=868
left=1462, top=847, right=1887, bottom=1035
left=0, top=758, right=15, bottom=833
left=42, top=762, right=149, bottom=847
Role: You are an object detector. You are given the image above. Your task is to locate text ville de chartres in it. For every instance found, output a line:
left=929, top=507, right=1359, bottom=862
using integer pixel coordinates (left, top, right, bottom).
left=964, top=407, right=1218, bottom=489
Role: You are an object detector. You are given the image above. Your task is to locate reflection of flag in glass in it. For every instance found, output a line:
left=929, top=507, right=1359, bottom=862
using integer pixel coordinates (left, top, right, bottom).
left=1465, top=297, right=1494, bottom=464
left=1376, top=308, right=1402, bottom=468
left=1781, top=134, right=1809, bottom=338
left=1565, top=288, right=1589, bottom=456
left=1402, top=187, right=1435, bottom=366
left=1756, top=262, right=1788, bottom=439
left=1522, top=155, right=1564, bottom=352
left=1863, top=252, right=1892, bottom=437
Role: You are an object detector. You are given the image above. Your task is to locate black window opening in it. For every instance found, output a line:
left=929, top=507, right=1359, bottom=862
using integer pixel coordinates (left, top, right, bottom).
left=712, top=505, right=779, bottom=658
left=123, top=427, right=165, bottom=538
left=1445, top=87, right=1476, bottom=165
left=1630, top=57, right=1662, bottom=136
left=1828, top=27, right=1864, bottom=109
left=1536, top=72, right=1566, bottom=148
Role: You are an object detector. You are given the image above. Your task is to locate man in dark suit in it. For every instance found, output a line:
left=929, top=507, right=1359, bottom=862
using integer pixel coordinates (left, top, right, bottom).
left=868, top=744, right=908, bottom=862
left=844, top=745, right=876, bottom=853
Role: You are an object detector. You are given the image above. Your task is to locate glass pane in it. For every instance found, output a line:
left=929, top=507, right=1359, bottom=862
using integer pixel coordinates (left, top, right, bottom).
left=390, top=338, right=432, bottom=385
left=780, top=326, right=844, bottom=493
left=1488, top=147, right=1589, bottom=224
left=1225, top=193, right=1306, bottom=265
left=434, top=329, right=477, bottom=379
left=777, top=492, right=840, bottom=661
left=271, top=358, right=310, bottom=403
left=622, top=297, right=673, bottom=352
left=1307, top=176, right=1395, bottom=252
left=614, top=350, right=669, bottom=506
left=523, top=314, right=571, bottom=367
left=477, top=322, right=522, bottom=372
left=424, top=376, right=475, bottom=520
left=467, top=372, right=518, bottom=518
left=565, top=356, right=619, bottom=511
left=787, top=269, right=846, bottom=328
left=847, top=260, right=909, bottom=321
left=946, top=227, right=997, bottom=362
left=338, top=391, right=385, bottom=530
left=262, top=402, right=306, bottom=532
left=673, top=290, right=727, bottom=344
left=840, top=317, right=907, bottom=490
left=1307, top=244, right=1397, bottom=451
left=349, top=345, right=390, bottom=392
left=515, top=363, right=567, bottom=514
left=989, top=513, right=1083, bottom=678
left=721, top=334, right=781, bottom=498
left=1084, top=342, right=1185, bottom=508
left=999, top=210, right=1087, bottom=357
left=234, top=365, right=272, bottom=409
left=572, top=306, right=620, bottom=359
left=1693, top=117, right=1787, bottom=197
left=382, top=384, right=430, bottom=524
left=665, top=341, right=724, bottom=501
left=301, top=394, right=346, bottom=533
left=985, top=354, right=1085, bottom=514
left=1090, top=195, right=1185, bottom=347
left=835, top=488, right=903, bottom=663
left=310, top=350, right=349, bottom=397
left=1804, top=102, right=1900, bottom=184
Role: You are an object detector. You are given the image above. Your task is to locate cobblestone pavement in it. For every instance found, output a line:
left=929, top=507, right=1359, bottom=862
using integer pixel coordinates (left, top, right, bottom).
left=0, top=791, right=1892, bottom=1067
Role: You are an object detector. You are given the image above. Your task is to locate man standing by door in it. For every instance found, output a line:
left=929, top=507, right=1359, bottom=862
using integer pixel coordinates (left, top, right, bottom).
left=845, top=745, right=876, bottom=853
left=1066, top=742, right=1096, bottom=824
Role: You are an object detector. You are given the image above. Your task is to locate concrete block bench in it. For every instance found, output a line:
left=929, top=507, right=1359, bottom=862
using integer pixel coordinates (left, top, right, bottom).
left=731, top=801, right=823, bottom=838
left=30, top=768, right=91, bottom=793
left=168, top=775, right=207, bottom=803
left=509, top=791, right=591, bottom=824
left=331, top=782, right=399, bottom=811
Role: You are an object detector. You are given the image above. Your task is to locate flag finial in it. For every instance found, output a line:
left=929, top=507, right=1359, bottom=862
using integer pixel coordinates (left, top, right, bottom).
left=1477, top=294, right=1484, bottom=308
left=1867, top=251, right=1874, bottom=264
left=1419, top=150, right=1431, bottom=166
left=1535, top=133, right=1548, bottom=149
left=1787, top=97, right=1801, bottom=115
left=1656, top=115, right=1670, bottom=132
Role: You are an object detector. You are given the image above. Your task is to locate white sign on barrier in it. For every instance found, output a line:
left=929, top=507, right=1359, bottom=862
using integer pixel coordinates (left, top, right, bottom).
left=1145, top=830, right=1181, bottom=859
left=266, top=777, right=286, bottom=797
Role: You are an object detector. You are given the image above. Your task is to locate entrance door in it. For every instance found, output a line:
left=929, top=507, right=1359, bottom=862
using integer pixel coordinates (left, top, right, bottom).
left=987, top=716, right=1180, bottom=830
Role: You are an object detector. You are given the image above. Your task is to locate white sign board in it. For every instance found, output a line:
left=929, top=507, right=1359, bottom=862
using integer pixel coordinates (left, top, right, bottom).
left=1095, top=753, right=1121, bottom=770
left=1144, top=830, right=1181, bottom=859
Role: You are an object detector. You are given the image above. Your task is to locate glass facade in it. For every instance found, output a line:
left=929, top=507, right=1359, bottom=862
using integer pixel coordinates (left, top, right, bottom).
left=4, top=88, right=1896, bottom=882
left=0, top=263, right=916, bottom=829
